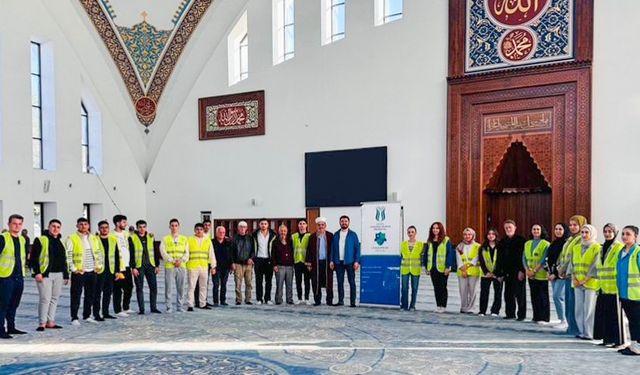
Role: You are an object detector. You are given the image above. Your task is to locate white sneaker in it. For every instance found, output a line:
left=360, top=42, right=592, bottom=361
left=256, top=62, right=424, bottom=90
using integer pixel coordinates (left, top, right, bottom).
left=84, top=317, right=98, bottom=324
left=297, top=299, right=303, bottom=305
left=123, top=309, right=135, bottom=314
left=71, top=319, right=80, bottom=326
left=305, top=300, right=312, bottom=305
left=257, top=301, right=263, bottom=305
left=553, top=321, right=568, bottom=330
left=266, top=301, right=274, bottom=305
left=491, top=313, right=499, bottom=317
left=116, top=312, right=129, bottom=318
left=478, top=313, right=485, bottom=317
left=537, top=321, right=548, bottom=326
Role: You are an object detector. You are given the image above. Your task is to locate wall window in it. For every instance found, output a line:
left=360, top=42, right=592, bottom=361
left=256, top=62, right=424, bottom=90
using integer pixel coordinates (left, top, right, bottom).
left=82, top=204, right=90, bottom=221
left=322, top=0, right=345, bottom=45
left=375, top=0, right=402, bottom=26
left=34, top=202, right=44, bottom=238
left=31, top=42, right=43, bottom=169
left=228, top=12, right=249, bottom=86
left=273, top=0, right=295, bottom=64
left=81, top=102, right=90, bottom=173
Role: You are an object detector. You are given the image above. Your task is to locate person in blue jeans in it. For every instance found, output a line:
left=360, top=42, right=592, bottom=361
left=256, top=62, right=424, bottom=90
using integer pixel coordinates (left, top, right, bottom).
left=400, top=226, right=424, bottom=311
left=546, top=223, right=570, bottom=328
left=558, top=215, right=587, bottom=335
left=330, top=215, right=361, bottom=307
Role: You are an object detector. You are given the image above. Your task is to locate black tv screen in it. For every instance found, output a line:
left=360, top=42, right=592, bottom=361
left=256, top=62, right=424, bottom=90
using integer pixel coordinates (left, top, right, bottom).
left=305, top=147, right=387, bottom=207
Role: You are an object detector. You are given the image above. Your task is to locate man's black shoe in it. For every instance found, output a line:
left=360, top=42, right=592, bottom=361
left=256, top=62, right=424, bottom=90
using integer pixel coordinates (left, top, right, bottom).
left=0, top=333, right=12, bottom=339
left=150, top=309, right=162, bottom=314
left=187, top=307, right=194, bottom=312
left=8, top=329, right=26, bottom=335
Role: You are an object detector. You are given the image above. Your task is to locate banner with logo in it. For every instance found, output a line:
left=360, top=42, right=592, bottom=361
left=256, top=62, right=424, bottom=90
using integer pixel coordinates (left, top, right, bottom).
left=359, top=202, right=402, bottom=306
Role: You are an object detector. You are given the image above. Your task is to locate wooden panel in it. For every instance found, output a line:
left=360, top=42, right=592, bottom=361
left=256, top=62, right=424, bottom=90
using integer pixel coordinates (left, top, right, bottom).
left=306, top=208, right=320, bottom=233
left=446, top=66, right=591, bottom=243
left=485, top=192, right=552, bottom=239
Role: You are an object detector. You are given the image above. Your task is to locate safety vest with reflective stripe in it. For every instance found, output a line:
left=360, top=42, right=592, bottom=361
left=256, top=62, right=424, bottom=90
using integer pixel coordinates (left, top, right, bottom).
left=524, top=239, right=550, bottom=281
left=401, top=241, right=424, bottom=276
left=560, top=235, right=581, bottom=275
left=130, top=233, right=155, bottom=268
left=457, top=243, right=481, bottom=277
left=0, top=232, right=26, bottom=278
left=619, top=245, right=640, bottom=301
left=292, top=233, right=310, bottom=264
left=426, top=237, right=450, bottom=273
left=96, top=235, right=123, bottom=274
left=598, top=242, right=624, bottom=294
left=67, top=233, right=103, bottom=273
left=186, top=236, right=211, bottom=270
left=481, top=246, right=498, bottom=276
left=571, top=242, right=602, bottom=290
left=38, top=235, right=50, bottom=275
left=163, top=235, right=188, bottom=269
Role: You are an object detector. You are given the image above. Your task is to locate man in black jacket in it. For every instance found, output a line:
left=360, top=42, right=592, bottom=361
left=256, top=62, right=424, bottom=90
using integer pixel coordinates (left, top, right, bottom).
left=253, top=219, right=277, bottom=305
left=495, top=219, right=527, bottom=320
left=232, top=221, right=255, bottom=305
left=212, top=226, right=233, bottom=306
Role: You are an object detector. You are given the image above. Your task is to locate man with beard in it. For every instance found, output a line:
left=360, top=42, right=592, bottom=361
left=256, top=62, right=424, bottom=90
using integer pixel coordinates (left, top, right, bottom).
left=495, top=220, right=527, bottom=321
left=306, top=217, right=334, bottom=306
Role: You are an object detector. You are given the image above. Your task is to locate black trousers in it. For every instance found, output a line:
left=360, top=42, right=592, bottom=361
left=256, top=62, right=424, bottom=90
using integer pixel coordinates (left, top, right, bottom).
left=480, top=277, right=502, bottom=315
left=621, top=298, right=640, bottom=343
left=311, top=260, right=333, bottom=305
left=93, top=272, right=110, bottom=318
left=212, top=268, right=230, bottom=304
left=336, top=262, right=356, bottom=306
left=294, top=262, right=311, bottom=301
left=0, top=276, right=23, bottom=333
left=594, top=293, right=624, bottom=345
left=113, top=267, right=133, bottom=313
left=70, top=271, right=96, bottom=320
left=134, top=265, right=158, bottom=313
left=430, top=270, right=449, bottom=308
left=504, top=275, right=526, bottom=319
left=254, top=258, right=273, bottom=303
left=529, top=279, right=550, bottom=322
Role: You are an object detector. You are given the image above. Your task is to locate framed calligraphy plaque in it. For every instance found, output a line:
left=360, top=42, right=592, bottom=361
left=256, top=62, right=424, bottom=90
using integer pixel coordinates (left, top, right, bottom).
left=465, top=0, right=574, bottom=73
left=198, top=90, right=265, bottom=140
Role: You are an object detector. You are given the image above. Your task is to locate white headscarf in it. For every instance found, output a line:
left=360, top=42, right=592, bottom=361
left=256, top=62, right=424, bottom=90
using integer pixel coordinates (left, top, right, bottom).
left=581, top=224, right=598, bottom=246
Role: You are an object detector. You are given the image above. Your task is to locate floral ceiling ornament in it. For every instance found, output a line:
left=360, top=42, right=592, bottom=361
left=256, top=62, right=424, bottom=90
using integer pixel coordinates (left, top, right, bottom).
left=79, top=0, right=214, bottom=130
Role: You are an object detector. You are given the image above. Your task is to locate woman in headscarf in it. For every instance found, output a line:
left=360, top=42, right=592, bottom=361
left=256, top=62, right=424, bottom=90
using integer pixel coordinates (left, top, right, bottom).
left=523, top=224, right=551, bottom=324
left=568, top=224, right=602, bottom=339
left=594, top=223, right=625, bottom=347
left=558, top=215, right=588, bottom=335
left=617, top=226, right=640, bottom=356
left=547, top=223, right=570, bottom=329
left=456, top=228, right=481, bottom=314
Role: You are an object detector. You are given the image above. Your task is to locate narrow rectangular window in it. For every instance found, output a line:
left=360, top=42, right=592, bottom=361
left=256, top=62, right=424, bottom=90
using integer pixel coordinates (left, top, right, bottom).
left=82, top=204, right=90, bottom=221
left=81, top=102, right=90, bottom=173
left=384, top=0, right=403, bottom=23
left=31, top=42, right=43, bottom=169
left=283, top=0, right=295, bottom=61
left=34, top=202, right=44, bottom=238
left=331, top=0, right=345, bottom=42
left=239, top=33, right=249, bottom=80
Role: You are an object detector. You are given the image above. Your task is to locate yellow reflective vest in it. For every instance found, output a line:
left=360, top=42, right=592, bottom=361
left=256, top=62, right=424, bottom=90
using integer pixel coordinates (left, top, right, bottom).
left=130, top=233, right=156, bottom=268
left=571, top=242, right=602, bottom=290
left=163, top=235, right=188, bottom=269
left=598, top=242, right=624, bottom=294
left=292, top=233, right=310, bottom=264
left=96, top=235, right=124, bottom=274
left=186, top=236, right=212, bottom=270
left=480, top=245, right=498, bottom=276
left=66, top=233, right=103, bottom=273
left=400, top=241, right=424, bottom=276
left=457, top=243, right=481, bottom=277
left=0, top=232, right=27, bottom=278
left=524, top=239, right=550, bottom=281
left=426, top=237, right=450, bottom=273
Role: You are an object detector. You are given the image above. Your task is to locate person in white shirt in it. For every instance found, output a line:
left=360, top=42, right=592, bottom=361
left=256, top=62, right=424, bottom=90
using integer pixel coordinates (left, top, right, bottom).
left=160, top=219, right=190, bottom=313
left=112, top=215, right=134, bottom=317
left=455, top=228, right=481, bottom=314
left=253, top=219, right=276, bottom=305
left=65, top=217, right=103, bottom=325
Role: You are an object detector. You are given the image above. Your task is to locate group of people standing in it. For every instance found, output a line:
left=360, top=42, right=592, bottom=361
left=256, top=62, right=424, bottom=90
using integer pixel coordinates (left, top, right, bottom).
left=399, top=216, right=640, bottom=355
left=0, top=213, right=363, bottom=340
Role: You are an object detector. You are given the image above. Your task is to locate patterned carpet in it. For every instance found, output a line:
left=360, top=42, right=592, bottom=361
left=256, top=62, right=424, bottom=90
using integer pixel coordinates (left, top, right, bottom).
left=0, top=274, right=636, bottom=374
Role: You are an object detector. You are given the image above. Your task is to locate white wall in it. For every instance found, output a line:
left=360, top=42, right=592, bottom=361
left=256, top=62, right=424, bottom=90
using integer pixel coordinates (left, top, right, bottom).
left=146, top=0, right=449, bottom=235
left=0, top=1, right=147, bottom=234
left=592, top=0, right=640, bottom=231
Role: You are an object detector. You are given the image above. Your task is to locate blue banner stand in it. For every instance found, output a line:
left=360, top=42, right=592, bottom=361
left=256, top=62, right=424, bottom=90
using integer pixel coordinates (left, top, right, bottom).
left=359, top=255, right=401, bottom=306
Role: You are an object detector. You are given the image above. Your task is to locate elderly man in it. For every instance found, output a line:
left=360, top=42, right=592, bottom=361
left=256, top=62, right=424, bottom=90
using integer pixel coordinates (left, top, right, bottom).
left=306, top=217, right=335, bottom=306
left=232, top=221, right=255, bottom=305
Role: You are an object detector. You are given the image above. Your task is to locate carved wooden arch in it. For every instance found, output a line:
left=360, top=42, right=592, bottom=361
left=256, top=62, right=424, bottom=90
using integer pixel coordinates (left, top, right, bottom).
left=446, top=65, right=591, bottom=242
left=485, top=141, right=551, bottom=194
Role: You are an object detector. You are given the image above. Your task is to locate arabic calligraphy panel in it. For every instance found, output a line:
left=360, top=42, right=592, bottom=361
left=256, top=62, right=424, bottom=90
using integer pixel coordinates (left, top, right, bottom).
left=466, top=0, right=574, bottom=72
left=198, top=90, right=265, bottom=140
left=483, top=109, right=553, bottom=135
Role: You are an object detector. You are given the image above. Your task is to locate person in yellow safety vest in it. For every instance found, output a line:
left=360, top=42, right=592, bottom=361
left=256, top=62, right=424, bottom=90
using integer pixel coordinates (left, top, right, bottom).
left=94, top=220, right=125, bottom=321
left=186, top=223, right=217, bottom=311
left=424, top=222, right=456, bottom=313
left=478, top=228, right=502, bottom=317
left=568, top=224, right=601, bottom=340
left=400, top=226, right=424, bottom=311
left=0, top=214, right=28, bottom=339
left=159, top=218, right=190, bottom=313
left=31, top=218, right=69, bottom=331
left=523, top=224, right=551, bottom=324
left=455, top=227, right=481, bottom=314
left=594, top=223, right=625, bottom=347
left=130, top=219, right=161, bottom=314
left=617, top=225, right=640, bottom=356
left=65, top=217, right=104, bottom=326
left=293, top=219, right=312, bottom=305
left=558, top=215, right=588, bottom=335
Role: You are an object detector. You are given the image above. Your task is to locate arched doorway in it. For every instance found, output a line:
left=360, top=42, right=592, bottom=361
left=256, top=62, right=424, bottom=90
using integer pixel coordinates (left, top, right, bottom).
left=484, top=142, right=551, bottom=237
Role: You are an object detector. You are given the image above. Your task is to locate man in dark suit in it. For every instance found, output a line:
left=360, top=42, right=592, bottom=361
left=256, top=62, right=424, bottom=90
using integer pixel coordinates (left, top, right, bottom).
left=306, top=217, right=334, bottom=306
